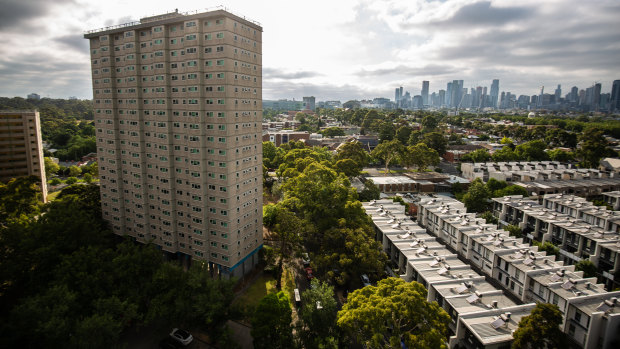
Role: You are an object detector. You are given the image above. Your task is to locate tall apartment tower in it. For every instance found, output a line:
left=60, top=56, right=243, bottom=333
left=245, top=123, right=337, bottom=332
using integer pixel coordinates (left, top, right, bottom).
left=84, top=9, right=263, bottom=278
left=0, top=110, right=47, bottom=202
left=421, top=81, right=429, bottom=106
left=302, top=96, right=315, bottom=111
left=490, top=79, right=499, bottom=108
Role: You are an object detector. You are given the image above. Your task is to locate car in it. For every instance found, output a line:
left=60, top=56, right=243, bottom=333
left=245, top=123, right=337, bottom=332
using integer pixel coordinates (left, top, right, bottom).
left=305, top=267, right=315, bottom=281
left=170, top=328, right=193, bottom=346
left=361, top=274, right=371, bottom=287
left=301, top=252, right=310, bottom=266
left=159, top=337, right=182, bottom=349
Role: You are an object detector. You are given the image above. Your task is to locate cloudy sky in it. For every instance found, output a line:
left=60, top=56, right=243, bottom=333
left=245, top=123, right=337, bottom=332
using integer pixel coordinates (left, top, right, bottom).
left=0, top=0, right=618, bottom=101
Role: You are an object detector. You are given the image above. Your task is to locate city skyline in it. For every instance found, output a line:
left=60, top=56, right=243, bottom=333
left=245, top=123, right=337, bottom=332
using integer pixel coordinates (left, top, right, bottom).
left=0, top=0, right=619, bottom=101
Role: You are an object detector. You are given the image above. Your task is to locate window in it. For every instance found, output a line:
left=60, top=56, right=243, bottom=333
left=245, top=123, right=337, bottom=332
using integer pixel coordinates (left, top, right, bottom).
left=216, top=32, right=224, bottom=39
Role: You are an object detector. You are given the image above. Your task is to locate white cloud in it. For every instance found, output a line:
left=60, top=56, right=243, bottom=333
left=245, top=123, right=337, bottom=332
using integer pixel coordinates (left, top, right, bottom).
left=0, top=0, right=617, bottom=100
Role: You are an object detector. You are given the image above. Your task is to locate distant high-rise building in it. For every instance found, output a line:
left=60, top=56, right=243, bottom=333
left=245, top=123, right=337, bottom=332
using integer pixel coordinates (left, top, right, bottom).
left=610, top=80, right=620, bottom=112
left=84, top=9, right=263, bottom=278
left=27, top=93, right=40, bottom=100
left=570, top=86, right=579, bottom=103
left=593, top=83, right=602, bottom=111
left=421, top=81, right=429, bottom=106
left=438, top=89, right=446, bottom=107
left=451, top=80, right=464, bottom=108
left=0, top=111, right=47, bottom=202
left=394, top=86, right=403, bottom=107
left=554, top=84, right=562, bottom=103
left=303, top=96, right=315, bottom=111
left=490, top=79, right=499, bottom=108
left=538, top=86, right=544, bottom=107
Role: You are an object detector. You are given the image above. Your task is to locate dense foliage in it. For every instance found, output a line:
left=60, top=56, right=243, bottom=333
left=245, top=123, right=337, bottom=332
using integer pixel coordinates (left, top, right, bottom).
left=337, top=278, right=450, bottom=349
left=0, top=181, right=236, bottom=348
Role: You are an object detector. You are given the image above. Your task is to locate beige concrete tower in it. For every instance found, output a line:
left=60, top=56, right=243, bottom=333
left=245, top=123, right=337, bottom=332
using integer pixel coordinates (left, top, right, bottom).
left=0, top=110, right=47, bottom=202
left=84, top=9, right=263, bottom=278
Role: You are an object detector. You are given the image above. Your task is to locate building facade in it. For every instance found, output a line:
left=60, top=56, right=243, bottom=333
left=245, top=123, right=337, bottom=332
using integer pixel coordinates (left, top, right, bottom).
left=84, top=9, right=263, bottom=278
left=0, top=110, right=47, bottom=202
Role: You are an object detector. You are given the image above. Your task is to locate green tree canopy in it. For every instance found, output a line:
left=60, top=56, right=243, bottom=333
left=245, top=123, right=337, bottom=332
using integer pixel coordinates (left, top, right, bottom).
left=461, top=148, right=491, bottom=163
left=298, top=280, right=340, bottom=348
left=462, top=178, right=491, bottom=213
left=515, top=140, right=549, bottom=161
left=578, top=128, right=616, bottom=168
left=574, top=260, right=597, bottom=278
left=321, top=126, right=346, bottom=137
left=251, top=291, right=294, bottom=349
left=512, top=303, right=566, bottom=349
left=421, top=132, right=448, bottom=156
left=337, top=278, right=450, bottom=349
left=403, top=143, right=440, bottom=172
left=371, top=139, right=405, bottom=175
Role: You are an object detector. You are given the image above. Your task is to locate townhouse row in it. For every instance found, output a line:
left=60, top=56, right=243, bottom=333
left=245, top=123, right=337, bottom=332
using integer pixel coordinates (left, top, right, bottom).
left=493, top=193, right=620, bottom=290
left=362, top=197, right=620, bottom=349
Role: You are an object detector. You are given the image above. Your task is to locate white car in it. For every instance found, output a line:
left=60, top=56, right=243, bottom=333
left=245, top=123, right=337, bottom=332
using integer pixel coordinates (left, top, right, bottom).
left=170, top=328, right=193, bottom=346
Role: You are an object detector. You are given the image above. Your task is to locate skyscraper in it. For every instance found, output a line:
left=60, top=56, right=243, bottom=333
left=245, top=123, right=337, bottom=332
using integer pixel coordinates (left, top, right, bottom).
left=445, top=82, right=453, bottom=107
left=421, top=81, right=429, bottom=106
left=84, top=9, right=263, bottom=277
left=611, top=80, right=620, bottom=113
left=490, top=79, right=499, bottom=108
left=554, top=84, right=562, bottom=103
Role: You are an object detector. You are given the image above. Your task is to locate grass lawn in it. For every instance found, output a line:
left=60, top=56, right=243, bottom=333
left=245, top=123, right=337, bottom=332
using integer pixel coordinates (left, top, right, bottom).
left=234, top=273, right=277, bottom=322
left=46, top=191, right=62, bottom=201
left=234, top=265, right=297, bottom=322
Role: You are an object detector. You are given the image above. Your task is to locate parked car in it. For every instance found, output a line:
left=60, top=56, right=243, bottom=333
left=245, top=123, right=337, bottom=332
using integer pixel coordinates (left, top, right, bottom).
left=361, top=274, right=371, bottom=287
left=305, top=267, right=315, bottom=281
left=170, top=328, right=193, bottom=346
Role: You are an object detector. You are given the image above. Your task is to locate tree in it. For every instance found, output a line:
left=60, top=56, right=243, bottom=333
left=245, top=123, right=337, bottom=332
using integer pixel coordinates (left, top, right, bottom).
left=66, top=177, right=78, bottom=185
left=371, top=139, right=404, bottom=175
left=404, top=143, right=440, bottom=172
left=422, top=132, right=448, bottom=156
left=515, top=140, right=549, bottom=161
left=321, top=127, right=345, bottom=137
left=358, top=179, right=381, bottom=202
left=335, top=140, right=370, bottom=172
left=532, top=240, right=560, bottom=258
left=574, top=260, right=597, bottom=278
left=251, top=291, right=294, bottom=349
left=512, top=303, right=566, bottom=349
left=462, top=178, right=491, bottom=213
left=335, top=158, right=363, bottom=177
left=270, top=206, right=303, bottom=289
left=298, top=280, right=340, bottom=348
left=68, top=165, right=82, bottom=177
left=491, top=146, right=519, bottom=162
left=262, top=141, right=278, bottom=169
left=83, top=173, right=93, bottom=183
left=0, top=176, right=42, bottom=222
left=547, top=149, right=575, bottom=162
left=395, top=125, right=413, bottom=145
left=44, top=157, right=60, bottom=177
left=312, top=226, right=387, bottom=286
left=462, top=148, right=491, bottom=163
left=504, top=224, right=523, bottom=238
left=578, top=128, right=616, bottom=168
left=421, top=115, right=439, bottom=131
left=492, top=185, right=529, bottom=198
left=337, top=278, right=450, bottom=349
